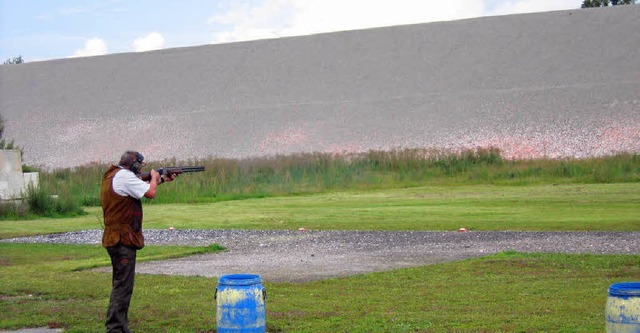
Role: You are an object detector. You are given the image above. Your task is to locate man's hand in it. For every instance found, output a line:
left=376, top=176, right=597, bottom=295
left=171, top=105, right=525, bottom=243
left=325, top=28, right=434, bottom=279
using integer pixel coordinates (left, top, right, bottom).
left=161, top=172, right=178, bottom=183
left=150, top=169, right=160, bottom=183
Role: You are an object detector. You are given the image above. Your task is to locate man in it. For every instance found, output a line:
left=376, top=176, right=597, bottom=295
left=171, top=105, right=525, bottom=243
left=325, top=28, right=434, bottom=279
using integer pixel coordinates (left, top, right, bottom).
left=101, top=151, right=177, bottom=333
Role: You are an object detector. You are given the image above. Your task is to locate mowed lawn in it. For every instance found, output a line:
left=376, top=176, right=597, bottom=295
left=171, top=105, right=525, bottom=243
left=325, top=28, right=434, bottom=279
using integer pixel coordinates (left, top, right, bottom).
left=2, top=183, right=638, bottom=238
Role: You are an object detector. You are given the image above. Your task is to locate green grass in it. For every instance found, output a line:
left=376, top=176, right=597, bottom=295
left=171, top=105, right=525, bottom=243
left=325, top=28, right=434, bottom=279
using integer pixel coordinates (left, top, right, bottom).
left=0, top=243, right=224, bottom=332
left=0, top=183, right=638, bottom=331
left=0, top=243, right=638, bottom=332
left=1, top=150, right=638, bottom=331
left=1, top=183, right=638, bottom=239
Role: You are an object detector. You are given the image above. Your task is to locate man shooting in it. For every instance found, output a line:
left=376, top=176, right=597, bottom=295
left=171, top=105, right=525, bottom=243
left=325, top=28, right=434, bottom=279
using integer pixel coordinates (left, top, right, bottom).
left=101, top=151, right=178, bottom=333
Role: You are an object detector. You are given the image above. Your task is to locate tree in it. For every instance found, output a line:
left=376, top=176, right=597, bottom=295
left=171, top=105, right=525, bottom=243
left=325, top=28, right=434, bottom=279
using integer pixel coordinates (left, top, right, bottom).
left=2, top=56, right=23, bottom=65
left=582, top=0, right=610, bottom=7
left=582, top=0, right=635, bottom=7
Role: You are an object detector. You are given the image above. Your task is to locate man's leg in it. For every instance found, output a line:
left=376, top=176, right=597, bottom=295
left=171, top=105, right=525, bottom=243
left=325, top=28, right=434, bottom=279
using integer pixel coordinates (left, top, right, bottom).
left=105, top=244, right=137, bottom=333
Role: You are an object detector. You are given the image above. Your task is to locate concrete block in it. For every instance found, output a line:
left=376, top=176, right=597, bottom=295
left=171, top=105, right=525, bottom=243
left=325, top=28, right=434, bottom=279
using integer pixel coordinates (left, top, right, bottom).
left=0, top=150, right=27, bottom=200
left=24, top=172, right=39, bottom=189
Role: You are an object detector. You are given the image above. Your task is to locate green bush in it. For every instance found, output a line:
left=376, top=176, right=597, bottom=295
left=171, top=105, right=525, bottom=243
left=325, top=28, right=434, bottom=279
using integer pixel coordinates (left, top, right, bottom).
left=22, top=164, right=38, bottom=173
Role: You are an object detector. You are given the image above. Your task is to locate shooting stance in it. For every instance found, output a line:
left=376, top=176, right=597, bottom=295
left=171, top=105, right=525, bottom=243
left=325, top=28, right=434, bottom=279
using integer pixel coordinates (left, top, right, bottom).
left=101, top=151, right=177, bottom=333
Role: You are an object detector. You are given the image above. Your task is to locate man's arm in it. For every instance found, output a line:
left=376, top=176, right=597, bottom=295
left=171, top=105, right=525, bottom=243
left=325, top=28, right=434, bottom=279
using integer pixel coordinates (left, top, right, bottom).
left=113, top=168, right=150, bottom=199
left=143, top=169, right=161, bottom=199
left=143, top=169, right=177, bottom=198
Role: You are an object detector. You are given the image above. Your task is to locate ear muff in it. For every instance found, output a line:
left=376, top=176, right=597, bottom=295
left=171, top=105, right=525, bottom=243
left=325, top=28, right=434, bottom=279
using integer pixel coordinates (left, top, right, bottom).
left=130, top=152, right=144, bottom=174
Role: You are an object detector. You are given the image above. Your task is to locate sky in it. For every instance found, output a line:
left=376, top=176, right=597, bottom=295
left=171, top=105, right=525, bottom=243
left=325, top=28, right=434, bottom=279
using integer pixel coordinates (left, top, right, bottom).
left=1, top=0, right=586, bottom=63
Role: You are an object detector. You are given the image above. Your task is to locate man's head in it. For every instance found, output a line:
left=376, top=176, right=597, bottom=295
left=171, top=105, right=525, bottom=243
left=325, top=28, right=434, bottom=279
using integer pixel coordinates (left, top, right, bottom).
left=119, top=151, right=145, bottom=174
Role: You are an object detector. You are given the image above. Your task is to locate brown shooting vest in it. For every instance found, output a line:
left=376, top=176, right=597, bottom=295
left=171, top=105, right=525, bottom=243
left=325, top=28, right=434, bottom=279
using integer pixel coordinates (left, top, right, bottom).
left=101, top=165, right=145, bottom=249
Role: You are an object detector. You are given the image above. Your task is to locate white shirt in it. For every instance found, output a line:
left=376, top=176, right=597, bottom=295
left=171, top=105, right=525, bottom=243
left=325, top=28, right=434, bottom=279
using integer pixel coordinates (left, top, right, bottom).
left=112, top=167, right=150, bottom=199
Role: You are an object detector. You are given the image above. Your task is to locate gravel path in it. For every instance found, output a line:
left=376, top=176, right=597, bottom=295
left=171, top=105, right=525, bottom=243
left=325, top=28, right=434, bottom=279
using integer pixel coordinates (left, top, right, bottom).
left=4, top=230, right=639, bottom=282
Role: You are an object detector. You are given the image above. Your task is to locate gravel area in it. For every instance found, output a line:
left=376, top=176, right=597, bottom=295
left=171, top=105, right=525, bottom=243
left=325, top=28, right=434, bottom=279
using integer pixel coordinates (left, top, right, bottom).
left=3, top=230, right=639, bottom=282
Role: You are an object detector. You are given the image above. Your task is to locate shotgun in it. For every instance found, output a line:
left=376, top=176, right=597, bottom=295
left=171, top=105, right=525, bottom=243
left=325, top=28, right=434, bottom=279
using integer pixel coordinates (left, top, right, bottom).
left=138, top=166, right=204, bottom=182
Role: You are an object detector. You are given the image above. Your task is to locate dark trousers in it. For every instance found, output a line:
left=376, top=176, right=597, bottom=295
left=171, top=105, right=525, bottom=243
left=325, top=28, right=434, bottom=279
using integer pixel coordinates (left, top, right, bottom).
left=106, top=244, right=137, bottom=333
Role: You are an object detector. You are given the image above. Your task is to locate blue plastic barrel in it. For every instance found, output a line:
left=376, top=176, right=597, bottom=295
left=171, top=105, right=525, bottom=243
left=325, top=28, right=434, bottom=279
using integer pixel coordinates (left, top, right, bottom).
left=606, top=282, right=640, bottom=333
left=215, top=274, right=266, bottom=333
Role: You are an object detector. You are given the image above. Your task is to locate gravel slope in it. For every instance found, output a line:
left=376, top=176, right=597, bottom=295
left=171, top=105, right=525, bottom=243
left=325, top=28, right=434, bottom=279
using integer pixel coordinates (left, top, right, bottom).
left=2, top=6, right=639, bottom=168
left=4, top=230, right=639, bottom=282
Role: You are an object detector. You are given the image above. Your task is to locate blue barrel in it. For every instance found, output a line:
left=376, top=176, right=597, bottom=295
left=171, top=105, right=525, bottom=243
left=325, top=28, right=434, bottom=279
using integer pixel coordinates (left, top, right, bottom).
left=606, top=282, right=640, bottom=332
left=215, top=274, right=266, bottom=333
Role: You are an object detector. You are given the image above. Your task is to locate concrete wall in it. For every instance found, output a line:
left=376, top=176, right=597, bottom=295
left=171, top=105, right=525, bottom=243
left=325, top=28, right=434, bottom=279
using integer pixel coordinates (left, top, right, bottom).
left=1, top=6, right=639, bottom=169
left=0, top=150, right=38, bottom=200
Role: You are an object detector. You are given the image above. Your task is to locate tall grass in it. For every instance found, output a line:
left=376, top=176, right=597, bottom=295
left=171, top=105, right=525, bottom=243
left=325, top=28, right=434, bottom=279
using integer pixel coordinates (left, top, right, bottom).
left=24, top=184, right=85, bottom=217
left=37, top=148, right=640, bottom=206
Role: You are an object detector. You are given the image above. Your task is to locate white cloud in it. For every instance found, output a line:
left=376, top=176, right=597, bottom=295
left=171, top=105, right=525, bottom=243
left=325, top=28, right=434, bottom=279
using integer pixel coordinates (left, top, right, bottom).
left=208, top=0, right=584, bottom=45
left=132, top=32, right=166, bottom=52
left=287, top=0, right=486, bottom=35
left=489, top=0, right=582, bottom=16
left=70, top=37, right=108, bottom=58
left=208, top=1, right=299, bottom=43
left=208, top=0, right=487, bottom=44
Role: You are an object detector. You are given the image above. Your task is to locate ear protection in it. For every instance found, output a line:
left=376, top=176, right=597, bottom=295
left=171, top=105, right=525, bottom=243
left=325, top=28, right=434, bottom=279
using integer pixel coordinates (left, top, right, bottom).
left=130, top=152, right=144, bottom=174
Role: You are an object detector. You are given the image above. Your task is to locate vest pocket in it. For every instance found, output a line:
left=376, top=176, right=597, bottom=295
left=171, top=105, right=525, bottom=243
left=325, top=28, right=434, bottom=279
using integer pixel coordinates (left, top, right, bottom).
left=120, top=224, right=145, bottom=249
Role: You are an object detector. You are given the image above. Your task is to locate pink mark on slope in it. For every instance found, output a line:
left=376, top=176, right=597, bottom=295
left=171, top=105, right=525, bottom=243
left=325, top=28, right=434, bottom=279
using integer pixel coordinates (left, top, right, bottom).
left=258, top=127, right=310, bottom=154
